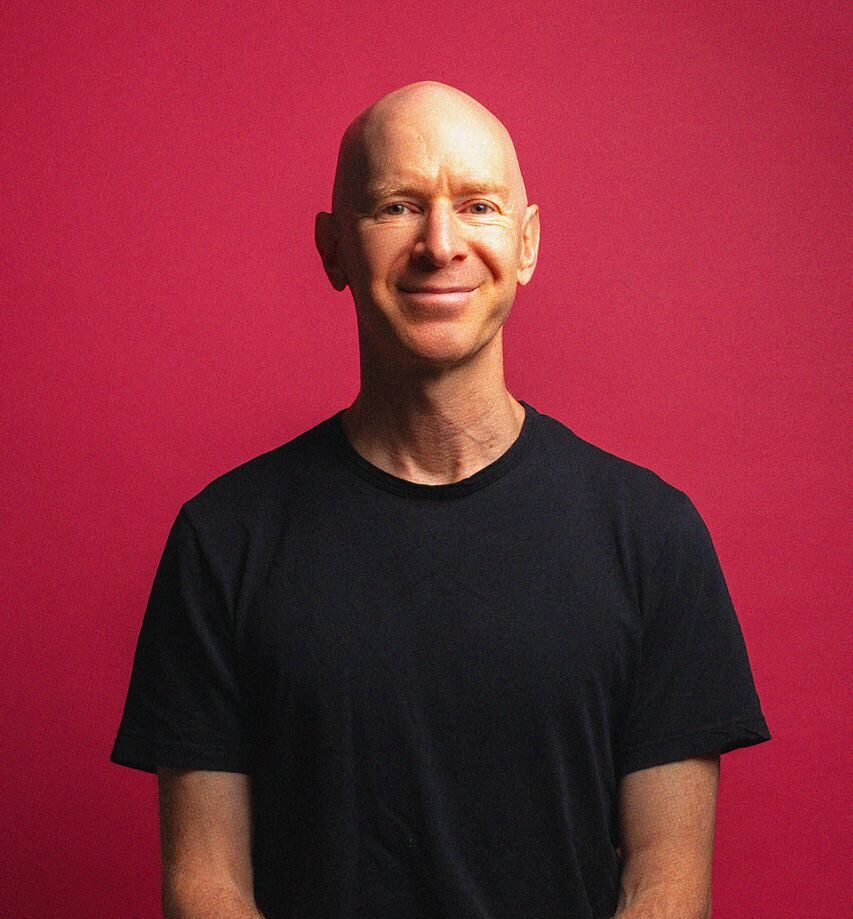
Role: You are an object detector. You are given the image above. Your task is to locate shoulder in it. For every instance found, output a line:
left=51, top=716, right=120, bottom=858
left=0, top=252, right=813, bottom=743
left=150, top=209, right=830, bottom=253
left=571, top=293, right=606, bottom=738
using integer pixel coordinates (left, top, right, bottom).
left=529, top=405, right=693, bottom=533
left=177, top=412, right=342, bottom=542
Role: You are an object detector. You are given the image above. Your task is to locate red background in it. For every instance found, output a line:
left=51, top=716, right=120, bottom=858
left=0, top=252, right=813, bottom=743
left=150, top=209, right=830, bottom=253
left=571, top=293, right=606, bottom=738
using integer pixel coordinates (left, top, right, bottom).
left=3, top=2, right=849, bottom=917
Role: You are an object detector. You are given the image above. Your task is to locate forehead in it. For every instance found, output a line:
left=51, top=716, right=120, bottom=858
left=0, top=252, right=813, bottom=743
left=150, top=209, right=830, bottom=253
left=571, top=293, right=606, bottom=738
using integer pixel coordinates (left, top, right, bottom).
left=358, top=109, right=517, bottom=198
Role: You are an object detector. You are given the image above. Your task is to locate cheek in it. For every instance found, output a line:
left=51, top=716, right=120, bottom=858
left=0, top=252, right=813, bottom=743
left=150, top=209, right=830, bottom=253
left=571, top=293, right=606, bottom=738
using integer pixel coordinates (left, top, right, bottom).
left=474, top=226, right=521, bottom=272
left=482, top=244, right=521, bottom=283
left=357, top=229, right=411, bottom=281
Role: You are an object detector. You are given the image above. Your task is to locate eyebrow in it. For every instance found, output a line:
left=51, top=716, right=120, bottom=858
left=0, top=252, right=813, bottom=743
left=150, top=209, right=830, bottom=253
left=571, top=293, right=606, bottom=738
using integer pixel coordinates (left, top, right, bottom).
left=363, top=180, right=512, bottom=202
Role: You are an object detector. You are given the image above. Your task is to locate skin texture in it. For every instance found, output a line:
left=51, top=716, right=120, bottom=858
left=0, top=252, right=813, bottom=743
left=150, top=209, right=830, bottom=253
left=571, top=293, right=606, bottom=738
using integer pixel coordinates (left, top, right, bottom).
left=320, top=80, right=537, bottom=369
left=615, top=754, right=720, bottom=918
left=160, top=83, right=721, bottom=918
left=158, top=769, right=264, bottom=919
left=315, top=81, right=540, bottom=484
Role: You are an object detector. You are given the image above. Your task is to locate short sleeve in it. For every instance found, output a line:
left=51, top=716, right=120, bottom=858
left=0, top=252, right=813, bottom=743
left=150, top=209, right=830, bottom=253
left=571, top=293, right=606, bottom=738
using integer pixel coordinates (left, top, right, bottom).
left=617, top=493, right=770, bottom=776
left=110, top=508, right=250, bottom=775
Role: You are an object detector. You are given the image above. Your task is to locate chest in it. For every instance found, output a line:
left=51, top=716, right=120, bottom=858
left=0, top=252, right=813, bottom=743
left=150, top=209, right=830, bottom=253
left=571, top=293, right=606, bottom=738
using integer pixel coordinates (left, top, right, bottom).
left=238, top=497, right=643, bottom=760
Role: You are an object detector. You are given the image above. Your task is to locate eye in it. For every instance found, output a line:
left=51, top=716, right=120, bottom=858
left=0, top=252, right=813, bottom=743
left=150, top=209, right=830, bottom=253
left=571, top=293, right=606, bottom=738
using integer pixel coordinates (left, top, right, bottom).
left=378, top=202, right=412, bottom=217
left=464, top=201, right=496, bottom=215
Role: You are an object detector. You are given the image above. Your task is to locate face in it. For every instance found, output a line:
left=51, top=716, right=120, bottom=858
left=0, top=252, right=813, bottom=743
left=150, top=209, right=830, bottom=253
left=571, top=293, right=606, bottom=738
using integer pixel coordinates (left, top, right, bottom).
left=317, top=91, right=540, bottom=369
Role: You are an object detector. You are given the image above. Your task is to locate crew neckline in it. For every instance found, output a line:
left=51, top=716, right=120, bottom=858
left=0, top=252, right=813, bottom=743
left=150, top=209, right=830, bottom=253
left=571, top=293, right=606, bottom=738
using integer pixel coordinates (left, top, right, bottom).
left=331, top=401, right=538, bottom=499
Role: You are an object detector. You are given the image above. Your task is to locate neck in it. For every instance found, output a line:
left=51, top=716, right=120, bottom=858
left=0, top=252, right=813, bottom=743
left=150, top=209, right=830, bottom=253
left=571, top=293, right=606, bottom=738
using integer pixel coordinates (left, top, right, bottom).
left=342, top=335, right=525, bottom=485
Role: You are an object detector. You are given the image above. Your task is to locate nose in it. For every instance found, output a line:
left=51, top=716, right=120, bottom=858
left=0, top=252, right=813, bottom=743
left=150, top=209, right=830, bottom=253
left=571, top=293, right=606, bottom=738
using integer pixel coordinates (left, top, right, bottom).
left=412, top=203, right=467, bottom=268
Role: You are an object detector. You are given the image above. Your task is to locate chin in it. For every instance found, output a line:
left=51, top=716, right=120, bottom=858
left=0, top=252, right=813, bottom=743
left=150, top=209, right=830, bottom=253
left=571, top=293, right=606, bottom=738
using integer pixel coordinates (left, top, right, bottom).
left=397, top=324, right=501, bottom=369
left=356, top=303, right=509, bottom=371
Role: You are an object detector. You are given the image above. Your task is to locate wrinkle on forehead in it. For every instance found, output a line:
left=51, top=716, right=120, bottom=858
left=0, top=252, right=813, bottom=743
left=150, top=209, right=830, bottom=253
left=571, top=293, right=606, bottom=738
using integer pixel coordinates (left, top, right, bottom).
left=331, top=81, right=528, bottom=214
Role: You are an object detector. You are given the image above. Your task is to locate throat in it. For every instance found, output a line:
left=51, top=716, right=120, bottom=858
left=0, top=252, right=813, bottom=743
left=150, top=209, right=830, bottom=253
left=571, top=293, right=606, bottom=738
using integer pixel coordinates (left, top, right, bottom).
left=340, top=388, right=525, bottom=485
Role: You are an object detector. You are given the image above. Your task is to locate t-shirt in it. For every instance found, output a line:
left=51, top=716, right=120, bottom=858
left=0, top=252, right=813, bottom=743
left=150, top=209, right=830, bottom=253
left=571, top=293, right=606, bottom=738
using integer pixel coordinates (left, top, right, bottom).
left=111, top=402, right=770, bottom=919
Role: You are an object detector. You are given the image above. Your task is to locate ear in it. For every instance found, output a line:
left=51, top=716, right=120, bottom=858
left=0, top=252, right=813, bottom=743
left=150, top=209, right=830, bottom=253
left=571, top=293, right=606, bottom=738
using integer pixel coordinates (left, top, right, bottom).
left=314, top=212, right=348, bottom=291
left=516, top=203, right=540, bottom=287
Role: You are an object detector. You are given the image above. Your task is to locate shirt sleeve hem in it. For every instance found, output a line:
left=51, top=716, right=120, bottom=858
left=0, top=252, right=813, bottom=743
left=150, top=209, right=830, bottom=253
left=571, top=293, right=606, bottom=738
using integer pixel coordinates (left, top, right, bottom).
left=110, top=731, right=251, bottom=775
left=618, top=714, right=771, bottom=777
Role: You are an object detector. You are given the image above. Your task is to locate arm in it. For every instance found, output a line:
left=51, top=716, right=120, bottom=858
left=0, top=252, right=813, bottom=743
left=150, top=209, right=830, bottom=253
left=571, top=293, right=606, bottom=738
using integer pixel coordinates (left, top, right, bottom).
left=158, top=768, right=266, bottom=919
left=614, top=753, right=720, bottom=919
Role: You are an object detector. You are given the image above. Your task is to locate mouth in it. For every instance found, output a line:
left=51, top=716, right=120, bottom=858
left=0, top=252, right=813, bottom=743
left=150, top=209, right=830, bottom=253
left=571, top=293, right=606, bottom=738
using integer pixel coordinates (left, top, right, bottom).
left=397, top=284, right=480, bottom=308
left=399, top=286, right=478, bottom=294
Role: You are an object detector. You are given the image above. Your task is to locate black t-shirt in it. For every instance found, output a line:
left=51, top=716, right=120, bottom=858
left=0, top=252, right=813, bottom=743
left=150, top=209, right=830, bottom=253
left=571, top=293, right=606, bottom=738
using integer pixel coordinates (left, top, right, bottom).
left=111, top=403, right=770, bottom=919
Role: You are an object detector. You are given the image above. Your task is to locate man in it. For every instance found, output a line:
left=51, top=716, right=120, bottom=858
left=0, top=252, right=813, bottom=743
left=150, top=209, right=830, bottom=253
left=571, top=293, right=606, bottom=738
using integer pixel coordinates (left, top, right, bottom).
left=112, top=82, right=770, bottom=919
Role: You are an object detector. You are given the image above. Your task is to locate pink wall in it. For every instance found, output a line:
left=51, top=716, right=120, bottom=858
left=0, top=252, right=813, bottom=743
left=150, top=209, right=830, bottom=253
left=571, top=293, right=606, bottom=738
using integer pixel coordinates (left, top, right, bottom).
left=3, top=2, right=848, bottom=916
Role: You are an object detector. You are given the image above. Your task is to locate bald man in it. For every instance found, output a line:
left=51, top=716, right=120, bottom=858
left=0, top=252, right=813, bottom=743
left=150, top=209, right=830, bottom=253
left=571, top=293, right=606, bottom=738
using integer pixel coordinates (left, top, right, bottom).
left=112, top=82, right=770, bottom=919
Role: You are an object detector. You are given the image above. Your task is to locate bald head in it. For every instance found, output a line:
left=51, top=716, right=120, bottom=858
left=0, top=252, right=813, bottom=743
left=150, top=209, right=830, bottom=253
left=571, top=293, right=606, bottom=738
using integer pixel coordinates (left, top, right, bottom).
left=331, top=82, right=528, bottom=216
left=314, top=80, right=540, bottom=366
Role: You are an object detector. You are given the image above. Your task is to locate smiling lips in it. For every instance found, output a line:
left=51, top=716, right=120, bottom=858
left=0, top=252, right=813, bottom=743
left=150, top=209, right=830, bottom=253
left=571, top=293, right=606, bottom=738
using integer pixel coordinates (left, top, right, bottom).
left=398, top=284, right=480, bottom=308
